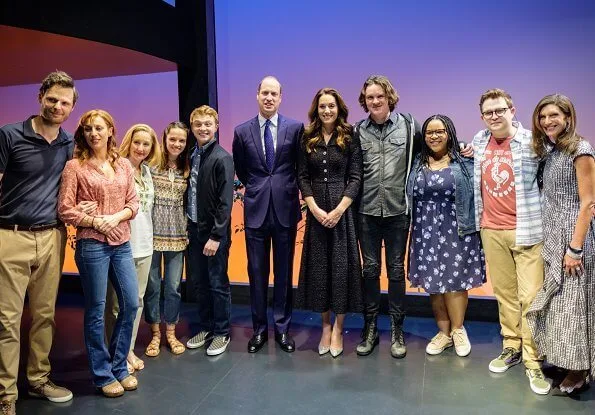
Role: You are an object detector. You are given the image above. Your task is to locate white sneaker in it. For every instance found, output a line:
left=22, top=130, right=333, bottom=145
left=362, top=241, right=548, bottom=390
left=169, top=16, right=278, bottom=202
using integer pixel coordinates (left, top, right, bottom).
left=526, top=368, right=551, bottom=395
left=207, top=335, right=230, bottom=356
left=186, top=331, right=212, bottom=349
left=425, top=331, right=453, bottom=355
left=451, top=326, right=471, bottom=357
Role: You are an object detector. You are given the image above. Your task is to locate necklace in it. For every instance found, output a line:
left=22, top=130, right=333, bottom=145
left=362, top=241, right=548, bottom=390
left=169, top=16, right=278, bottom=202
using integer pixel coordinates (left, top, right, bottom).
left=429, top=155, right=450, bottom=170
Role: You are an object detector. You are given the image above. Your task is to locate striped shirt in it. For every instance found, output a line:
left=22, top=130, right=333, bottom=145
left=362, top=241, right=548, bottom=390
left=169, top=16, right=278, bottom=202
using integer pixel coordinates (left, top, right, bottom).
left=473, top=122, right=543, bottom=246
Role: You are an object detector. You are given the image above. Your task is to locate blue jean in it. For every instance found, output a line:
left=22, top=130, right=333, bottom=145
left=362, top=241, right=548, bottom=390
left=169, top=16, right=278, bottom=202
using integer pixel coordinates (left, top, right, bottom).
left=145, top=250, right=184, bottom=324
left=75, top=239, right=138, bottom=388
left=187, top=224, right=232, bottom=336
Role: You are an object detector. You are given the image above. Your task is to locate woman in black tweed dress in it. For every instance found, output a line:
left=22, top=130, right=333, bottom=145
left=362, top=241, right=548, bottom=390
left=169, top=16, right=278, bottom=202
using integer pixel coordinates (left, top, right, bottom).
left=296, top=88, right=363, bottom=357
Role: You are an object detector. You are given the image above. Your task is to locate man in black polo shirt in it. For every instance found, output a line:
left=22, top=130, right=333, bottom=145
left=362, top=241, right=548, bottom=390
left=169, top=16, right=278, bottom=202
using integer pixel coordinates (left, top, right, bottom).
left=0, top=71, right=77, bottom=414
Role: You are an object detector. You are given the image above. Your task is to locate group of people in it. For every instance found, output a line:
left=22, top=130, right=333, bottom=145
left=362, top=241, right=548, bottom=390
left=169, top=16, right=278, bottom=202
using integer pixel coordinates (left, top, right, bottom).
left=0, top=71, right=593, bottom=414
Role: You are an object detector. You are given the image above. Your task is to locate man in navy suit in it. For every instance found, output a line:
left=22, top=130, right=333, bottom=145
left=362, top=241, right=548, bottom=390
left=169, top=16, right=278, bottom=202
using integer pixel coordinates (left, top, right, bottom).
left=232, top=76, right=304, bottom=353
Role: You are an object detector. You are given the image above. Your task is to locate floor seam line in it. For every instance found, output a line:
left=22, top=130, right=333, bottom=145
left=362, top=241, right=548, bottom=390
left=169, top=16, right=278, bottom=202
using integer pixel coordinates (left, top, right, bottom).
left=193, top=357, right=243, bottom=411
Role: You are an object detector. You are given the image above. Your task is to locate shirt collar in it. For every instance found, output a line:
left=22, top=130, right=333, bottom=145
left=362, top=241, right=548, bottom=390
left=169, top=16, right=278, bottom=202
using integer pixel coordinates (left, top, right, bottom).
left=193, top=138, right=215, bottom=156
left=258, top=113, right=278, bottom=128
left=23, top=115, right=72, bottom=144
left=362, top=111, right=395, bottom=129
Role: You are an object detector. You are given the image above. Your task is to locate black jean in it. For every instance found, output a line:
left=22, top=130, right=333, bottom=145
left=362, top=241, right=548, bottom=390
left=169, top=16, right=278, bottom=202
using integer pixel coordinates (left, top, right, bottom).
left=188, top=223, right=232, bottom=336
left=357, top=213, right=409, bottom=325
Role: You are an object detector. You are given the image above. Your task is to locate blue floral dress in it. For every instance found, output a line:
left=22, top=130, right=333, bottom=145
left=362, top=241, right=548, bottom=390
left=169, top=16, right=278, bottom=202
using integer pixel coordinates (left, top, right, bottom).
left=409, top=167, right=486, bottom=294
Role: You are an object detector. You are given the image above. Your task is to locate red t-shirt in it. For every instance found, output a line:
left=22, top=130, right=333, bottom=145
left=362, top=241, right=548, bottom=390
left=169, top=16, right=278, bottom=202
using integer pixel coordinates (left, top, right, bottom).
left=480, top=136, right=516, bottom=229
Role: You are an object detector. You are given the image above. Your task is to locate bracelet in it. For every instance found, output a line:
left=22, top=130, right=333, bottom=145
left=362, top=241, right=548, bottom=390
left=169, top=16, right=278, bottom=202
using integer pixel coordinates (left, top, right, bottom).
left=566, top=248, right=583, bottom=260
left=91, top=216, right=96, bottom=228
left=568, top=245, right=583, bottom=255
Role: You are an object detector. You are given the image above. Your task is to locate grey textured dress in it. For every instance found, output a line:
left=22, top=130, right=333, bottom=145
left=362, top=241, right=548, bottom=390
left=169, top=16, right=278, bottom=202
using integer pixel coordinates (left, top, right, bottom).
left=526, top=140, right=595, bottom=377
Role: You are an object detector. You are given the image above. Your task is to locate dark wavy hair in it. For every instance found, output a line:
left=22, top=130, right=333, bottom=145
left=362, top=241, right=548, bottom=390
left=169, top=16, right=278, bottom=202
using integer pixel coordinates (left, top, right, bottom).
left=303, top=87, right=352, bottom=153
left=420, top=115, right=466, bottom=170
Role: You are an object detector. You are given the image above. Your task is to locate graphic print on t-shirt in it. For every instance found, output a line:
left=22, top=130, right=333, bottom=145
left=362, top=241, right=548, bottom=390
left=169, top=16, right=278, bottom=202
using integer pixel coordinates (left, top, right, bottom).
left=480, top=136, right=516, bottom=229
left=482, top=153, right=514, bottom=197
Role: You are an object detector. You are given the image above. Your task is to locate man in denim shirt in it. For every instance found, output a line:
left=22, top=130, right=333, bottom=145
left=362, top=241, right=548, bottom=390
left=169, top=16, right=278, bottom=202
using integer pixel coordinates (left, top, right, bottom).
left=354, top=75, right=422, bottom=358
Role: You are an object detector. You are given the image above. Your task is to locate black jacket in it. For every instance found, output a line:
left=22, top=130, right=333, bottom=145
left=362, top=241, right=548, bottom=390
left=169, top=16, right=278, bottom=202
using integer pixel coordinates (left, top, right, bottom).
left=190, top=142, right=234, bottom=242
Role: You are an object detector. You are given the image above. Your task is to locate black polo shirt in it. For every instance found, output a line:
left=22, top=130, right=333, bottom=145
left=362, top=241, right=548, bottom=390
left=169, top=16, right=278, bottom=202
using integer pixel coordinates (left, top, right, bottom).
left=0, top=116, right=74, bottom=225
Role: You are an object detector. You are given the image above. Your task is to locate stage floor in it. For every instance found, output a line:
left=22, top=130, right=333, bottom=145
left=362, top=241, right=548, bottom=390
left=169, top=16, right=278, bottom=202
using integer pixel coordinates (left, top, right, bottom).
left=14, top=293, right=594, bottom=415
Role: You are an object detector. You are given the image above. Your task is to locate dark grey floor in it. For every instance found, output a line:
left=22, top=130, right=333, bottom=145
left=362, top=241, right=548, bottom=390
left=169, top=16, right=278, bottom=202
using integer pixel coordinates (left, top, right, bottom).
left=15, top=294, right=594, bottom=415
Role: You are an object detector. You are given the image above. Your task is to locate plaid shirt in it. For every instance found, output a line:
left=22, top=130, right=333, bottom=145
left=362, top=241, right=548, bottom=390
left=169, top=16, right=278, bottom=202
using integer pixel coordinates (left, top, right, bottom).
left=473, top=121, right=543, bottom=246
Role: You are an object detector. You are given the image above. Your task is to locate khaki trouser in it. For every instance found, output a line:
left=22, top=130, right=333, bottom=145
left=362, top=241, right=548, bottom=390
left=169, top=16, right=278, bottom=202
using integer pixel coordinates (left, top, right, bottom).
left=0, top=227, right=66, bottom=401
left=105, top=255, right=152, bottom=352
left=480, top=228, right=544, bottom=369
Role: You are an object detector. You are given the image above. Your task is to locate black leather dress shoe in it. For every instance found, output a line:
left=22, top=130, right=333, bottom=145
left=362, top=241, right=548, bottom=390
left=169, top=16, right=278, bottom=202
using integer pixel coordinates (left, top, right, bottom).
left=274, top=333, right=295, bottom=353
left=247, top=333, right=268, bottom=353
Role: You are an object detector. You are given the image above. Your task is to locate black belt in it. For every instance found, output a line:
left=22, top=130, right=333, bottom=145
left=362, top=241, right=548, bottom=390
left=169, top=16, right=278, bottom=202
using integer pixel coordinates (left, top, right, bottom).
left=0, top=221, right=63, bottom=232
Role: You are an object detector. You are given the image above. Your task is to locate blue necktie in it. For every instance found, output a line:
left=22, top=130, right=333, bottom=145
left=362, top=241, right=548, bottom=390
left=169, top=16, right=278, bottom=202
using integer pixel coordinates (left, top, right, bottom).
left=264, top=119, right=274, bottom=170
left=187, top=146, right=204, bottom=222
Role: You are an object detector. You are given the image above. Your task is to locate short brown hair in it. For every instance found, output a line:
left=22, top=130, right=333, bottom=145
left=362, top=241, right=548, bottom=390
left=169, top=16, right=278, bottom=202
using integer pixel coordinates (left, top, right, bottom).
left=479, top=88, right=513, bottom=111
left=358, top=75, right=399, bottom=113
left=190, top=105, right=219, bottom=125
left=39, top=71, right=78, bottom=104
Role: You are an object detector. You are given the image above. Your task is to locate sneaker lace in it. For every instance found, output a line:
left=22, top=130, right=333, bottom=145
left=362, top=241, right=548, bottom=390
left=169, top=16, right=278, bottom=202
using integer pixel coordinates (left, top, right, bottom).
left=451, top=329, right=465, bottom=346
left=528, top=369, right=545, bottom=380
left=499, top=347, right=517, bottom=360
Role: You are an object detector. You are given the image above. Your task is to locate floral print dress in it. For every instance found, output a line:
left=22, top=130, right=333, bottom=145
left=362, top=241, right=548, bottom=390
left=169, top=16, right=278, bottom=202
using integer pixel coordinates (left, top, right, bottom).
left=409, top=167, right=486, bottom=294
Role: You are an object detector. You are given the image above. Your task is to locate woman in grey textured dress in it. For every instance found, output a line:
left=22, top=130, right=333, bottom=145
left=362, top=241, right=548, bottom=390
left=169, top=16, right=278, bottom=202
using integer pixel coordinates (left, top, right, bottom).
left=526, top=94, right=595, bottom=394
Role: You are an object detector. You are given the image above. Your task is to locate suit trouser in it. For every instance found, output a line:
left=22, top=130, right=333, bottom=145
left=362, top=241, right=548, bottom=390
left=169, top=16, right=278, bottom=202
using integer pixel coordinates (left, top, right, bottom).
left=480, top=228, right=543, bottom=369
left=105, top=254, right=152, bottom=352
left=0, top=227, right=66, bottom=402
left=245, top=203, right=297, bottom=336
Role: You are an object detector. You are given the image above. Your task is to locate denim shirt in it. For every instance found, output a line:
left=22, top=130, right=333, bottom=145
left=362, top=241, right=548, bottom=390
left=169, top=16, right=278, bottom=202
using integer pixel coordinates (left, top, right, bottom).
left=356, top=112, right=422, bottom=217
left=406, top=155, right=476, bottom=236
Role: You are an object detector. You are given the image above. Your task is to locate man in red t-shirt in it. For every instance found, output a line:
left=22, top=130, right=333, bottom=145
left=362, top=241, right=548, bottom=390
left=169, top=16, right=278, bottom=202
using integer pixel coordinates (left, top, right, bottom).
left=473, top=89, right=550, bottom=395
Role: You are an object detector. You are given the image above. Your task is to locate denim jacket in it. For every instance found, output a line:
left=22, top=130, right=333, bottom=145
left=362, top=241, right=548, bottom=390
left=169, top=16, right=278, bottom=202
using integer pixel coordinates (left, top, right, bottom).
left=406, top=155, right=476, bottom=236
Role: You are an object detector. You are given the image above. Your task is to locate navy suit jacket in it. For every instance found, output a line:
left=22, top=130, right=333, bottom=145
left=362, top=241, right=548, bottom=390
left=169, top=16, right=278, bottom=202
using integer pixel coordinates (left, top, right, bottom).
left=232, top=114, right=304, bottom=229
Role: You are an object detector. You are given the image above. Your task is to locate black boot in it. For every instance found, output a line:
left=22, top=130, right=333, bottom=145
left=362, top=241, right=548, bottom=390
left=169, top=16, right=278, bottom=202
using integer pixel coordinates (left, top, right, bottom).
left=390, top=315, right=406, bottom=358
left=356, top=314, right=379, bottom=356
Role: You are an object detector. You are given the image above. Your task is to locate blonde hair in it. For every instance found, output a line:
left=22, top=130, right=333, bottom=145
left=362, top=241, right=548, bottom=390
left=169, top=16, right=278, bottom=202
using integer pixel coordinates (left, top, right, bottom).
left=119, top=124, right=162, bottom=167
left=190, top=105, right=219, bottom=125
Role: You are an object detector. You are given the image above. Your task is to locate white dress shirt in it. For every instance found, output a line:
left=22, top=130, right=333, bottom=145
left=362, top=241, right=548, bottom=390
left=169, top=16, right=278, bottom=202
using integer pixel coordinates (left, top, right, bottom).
left=258, top=113, right=278, bottom=156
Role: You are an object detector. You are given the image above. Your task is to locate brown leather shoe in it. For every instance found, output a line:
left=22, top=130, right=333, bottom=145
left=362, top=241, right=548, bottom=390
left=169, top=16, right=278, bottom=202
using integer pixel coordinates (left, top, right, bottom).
left=101, top=380, right=124, bottom=398
left=119, top=375, right=138, bottom=391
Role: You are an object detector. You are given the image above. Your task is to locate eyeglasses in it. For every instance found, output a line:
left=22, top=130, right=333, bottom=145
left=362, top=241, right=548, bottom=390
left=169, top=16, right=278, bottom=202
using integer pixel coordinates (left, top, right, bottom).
left=425, top=129, right=447, bottom=137
left=482, top=108, right=509, bottom=118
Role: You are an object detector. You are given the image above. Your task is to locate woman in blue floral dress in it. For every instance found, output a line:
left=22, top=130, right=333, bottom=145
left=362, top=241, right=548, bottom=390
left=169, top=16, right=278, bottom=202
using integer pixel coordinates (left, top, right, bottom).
left=406, top=115, right=485, bottom=357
